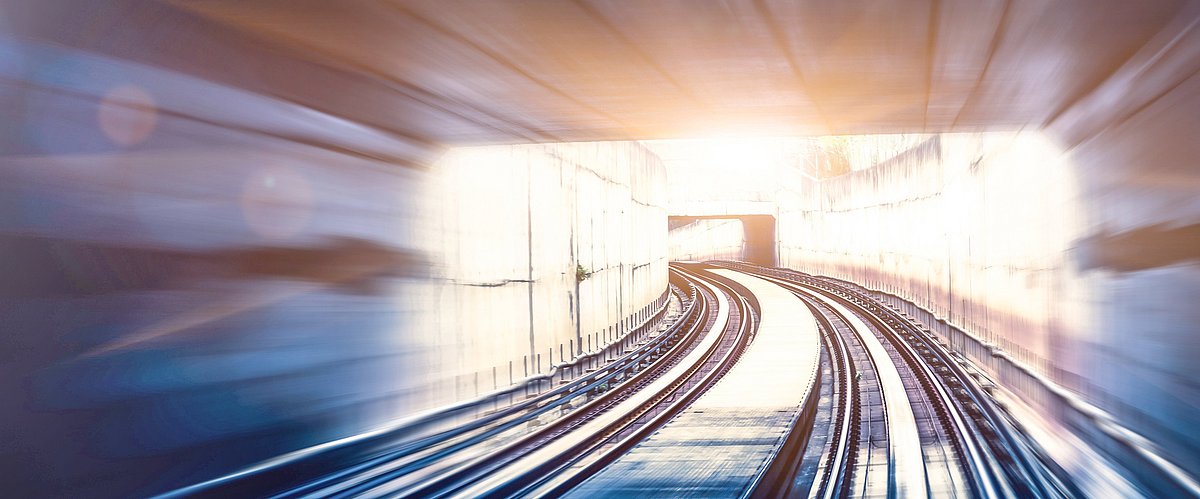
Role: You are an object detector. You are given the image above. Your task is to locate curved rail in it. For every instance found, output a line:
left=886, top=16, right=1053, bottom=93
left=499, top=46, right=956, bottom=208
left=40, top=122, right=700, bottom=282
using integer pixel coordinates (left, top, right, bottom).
left=162, top=260, right=1079, bottom=499
left=443, top=265, right=760, bottom=497
left=800, top=295, right=868, bottom=499
left=339, top=269, right=721, bottom=497
left=719, top=261, right=1079, bottom=499
left=158, top=279, right=690, bottom=499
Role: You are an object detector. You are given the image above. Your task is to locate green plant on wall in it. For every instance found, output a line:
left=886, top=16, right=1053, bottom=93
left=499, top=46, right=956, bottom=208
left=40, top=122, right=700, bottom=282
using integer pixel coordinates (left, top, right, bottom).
left=576, top=264, right=593, bottom=283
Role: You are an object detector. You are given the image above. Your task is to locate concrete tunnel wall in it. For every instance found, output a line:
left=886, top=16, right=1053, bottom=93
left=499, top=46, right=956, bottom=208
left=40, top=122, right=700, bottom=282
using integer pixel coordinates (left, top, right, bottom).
left=768, top=13, right=1200, bottom=472
left=780, top=133, right=1083, bottom=381
left=2, top=38, right=435, bottom=496
left=0, top=36, right=669, bottom=496
left=777, top=129, right=1200, bottom=475
left=412, top=142, right=669, bottom=407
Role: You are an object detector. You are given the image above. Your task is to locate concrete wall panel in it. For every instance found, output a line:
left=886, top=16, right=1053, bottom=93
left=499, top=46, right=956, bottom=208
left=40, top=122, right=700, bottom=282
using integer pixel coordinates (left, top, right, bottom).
left=416, top=142, right=668, bottom=407
left=778, top=127, right=1200, bottom=473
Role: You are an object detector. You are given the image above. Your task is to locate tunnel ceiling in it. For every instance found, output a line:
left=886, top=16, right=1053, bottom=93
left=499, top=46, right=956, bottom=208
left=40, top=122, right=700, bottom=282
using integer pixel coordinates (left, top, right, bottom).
left=9, top=0, right=1192, bottom=146
left=166, top=0, right=1189, bottom=144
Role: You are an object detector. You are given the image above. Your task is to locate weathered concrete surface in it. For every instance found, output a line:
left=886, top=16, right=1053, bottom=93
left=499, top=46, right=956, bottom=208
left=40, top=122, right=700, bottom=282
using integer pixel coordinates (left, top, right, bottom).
left=413, top=142, right=668, bottom=407
left=777, top=6, right=1200, bottom=476
left=779, top=132, right=1084, bottom=384
left=779, top=128, right=1200, bottom=476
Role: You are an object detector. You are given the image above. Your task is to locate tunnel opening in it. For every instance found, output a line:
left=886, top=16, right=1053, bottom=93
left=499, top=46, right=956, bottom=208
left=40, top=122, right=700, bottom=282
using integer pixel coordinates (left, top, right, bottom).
left=667, top=214, right=777, bottom=266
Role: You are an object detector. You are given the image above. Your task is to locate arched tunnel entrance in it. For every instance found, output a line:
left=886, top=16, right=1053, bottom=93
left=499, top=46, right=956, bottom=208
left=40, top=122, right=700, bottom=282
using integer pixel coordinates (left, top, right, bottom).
left=668, top=214, right=777, bottom=267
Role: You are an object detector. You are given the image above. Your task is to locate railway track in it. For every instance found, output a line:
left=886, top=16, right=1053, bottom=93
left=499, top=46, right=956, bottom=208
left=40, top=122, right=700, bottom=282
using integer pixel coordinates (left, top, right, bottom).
left=717, top=261, right=1081, bottom=499
left=440, top=264, right=759, bottom=497
left=160, top=265, right=762, bottom=499
left=158, top=271, right=692, bottom=497
left=163, top=261, right=1084, bottom=498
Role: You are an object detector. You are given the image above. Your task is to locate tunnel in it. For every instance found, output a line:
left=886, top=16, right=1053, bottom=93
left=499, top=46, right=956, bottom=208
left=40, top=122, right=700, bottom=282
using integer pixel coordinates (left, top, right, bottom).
left=4, top=1, right=1200, bottom=497
left=669, top=215, right=778, bottom=266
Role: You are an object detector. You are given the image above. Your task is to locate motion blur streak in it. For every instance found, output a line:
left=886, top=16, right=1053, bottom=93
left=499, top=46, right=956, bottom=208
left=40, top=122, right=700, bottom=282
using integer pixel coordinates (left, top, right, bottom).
left=3, top=0, right=1200, bottom=497
left=1, top=9, right=431, bottom=495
